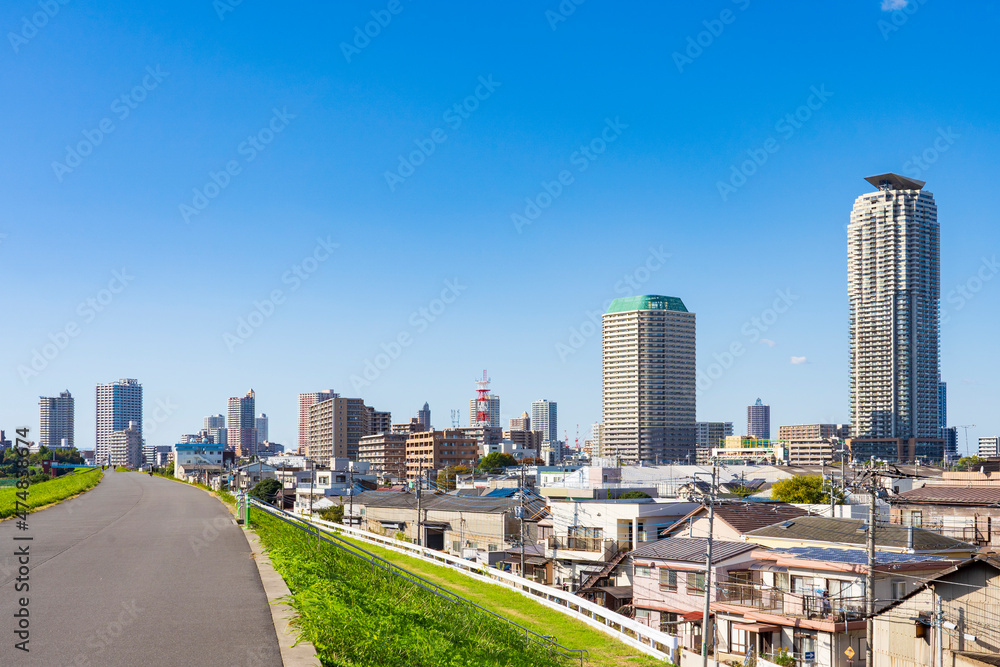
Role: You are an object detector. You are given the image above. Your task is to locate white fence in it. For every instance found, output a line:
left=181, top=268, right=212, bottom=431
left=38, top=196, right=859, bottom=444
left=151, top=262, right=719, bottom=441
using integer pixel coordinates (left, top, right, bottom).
left=266, top=503, right=679, bottom=662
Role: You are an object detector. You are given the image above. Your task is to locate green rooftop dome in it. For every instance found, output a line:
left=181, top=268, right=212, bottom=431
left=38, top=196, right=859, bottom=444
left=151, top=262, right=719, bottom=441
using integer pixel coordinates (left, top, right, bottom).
left=606, top=295, right=688, bottom=313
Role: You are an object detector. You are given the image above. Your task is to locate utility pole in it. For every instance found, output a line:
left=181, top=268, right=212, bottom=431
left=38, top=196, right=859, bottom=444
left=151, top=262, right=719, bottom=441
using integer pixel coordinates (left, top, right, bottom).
left=701, top=463, right=717, bottom=667
left=519, top=465, right=526, bottom=579
left=935, top=587, right=943, bottom=667
left=865, top=462, right=878, bottom=667
left=416, top=469, right=423, bottom=548
left=348, top=464, right=355, bottom=528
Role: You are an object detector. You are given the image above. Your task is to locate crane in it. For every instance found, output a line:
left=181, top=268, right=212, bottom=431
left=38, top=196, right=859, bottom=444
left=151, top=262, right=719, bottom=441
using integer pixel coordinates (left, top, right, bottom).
left=954, top=425, right=976, bottom=457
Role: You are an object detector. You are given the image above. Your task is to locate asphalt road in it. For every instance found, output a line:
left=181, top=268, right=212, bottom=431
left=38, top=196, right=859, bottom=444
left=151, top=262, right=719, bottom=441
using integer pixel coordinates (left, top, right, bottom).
left=0, top=469, right=282, bottom=666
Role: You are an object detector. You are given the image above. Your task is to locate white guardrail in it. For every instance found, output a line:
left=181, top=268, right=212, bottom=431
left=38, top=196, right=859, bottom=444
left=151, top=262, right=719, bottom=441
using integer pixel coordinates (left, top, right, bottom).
left=288, top=509, right=680, bottom=662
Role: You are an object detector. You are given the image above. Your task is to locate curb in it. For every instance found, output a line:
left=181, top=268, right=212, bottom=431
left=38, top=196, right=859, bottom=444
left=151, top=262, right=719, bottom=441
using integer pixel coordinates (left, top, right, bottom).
left=243, top=526, right=321, bottom=667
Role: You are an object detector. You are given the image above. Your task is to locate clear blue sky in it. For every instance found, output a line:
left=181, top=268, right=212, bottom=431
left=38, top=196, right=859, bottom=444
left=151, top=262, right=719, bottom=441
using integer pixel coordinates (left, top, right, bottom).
left=2, top=0, right=998, bottom=455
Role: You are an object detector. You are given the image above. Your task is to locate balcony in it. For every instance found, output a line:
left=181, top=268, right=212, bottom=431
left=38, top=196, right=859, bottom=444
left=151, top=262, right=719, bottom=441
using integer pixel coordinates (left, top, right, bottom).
left=716, top=580, right=865, bottom=623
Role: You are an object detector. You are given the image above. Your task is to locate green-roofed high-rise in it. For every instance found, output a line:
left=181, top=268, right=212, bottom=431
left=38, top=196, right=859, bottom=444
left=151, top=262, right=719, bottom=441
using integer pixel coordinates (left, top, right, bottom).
left=602, top=295, right=696, bottom=464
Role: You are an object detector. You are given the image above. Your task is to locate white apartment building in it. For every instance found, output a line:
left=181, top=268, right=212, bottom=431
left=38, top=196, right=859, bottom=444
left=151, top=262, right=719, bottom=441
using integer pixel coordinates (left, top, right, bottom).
left=96, top=379, right=142, bottom=466
left=979, top=436, right=1000, bottom=458
left=39, top=390, right=74, bottom=449
left=602, top=295, right=696, bottom=464
left=847, top=173, right=942, bottom=463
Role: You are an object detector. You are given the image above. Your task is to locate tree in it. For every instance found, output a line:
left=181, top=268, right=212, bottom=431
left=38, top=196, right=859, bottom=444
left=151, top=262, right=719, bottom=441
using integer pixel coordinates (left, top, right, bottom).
left=727, top=485, right=758, bottom=499
left=952, top=456, right=985, bottom=471
left=477, top=452, right=518, bottom=472
left=520, top=457, right=545, bottom=466
left=436, top=465, right=472, bottom=491
left=250, top=478, right=282, bottom=504
left=615, top=490, right=651, bottom=499
left=770, top=475, right=843, bottom=504
left=318, top=505, right=344, bottom=523
left=165, top=461, right=175, bottom=477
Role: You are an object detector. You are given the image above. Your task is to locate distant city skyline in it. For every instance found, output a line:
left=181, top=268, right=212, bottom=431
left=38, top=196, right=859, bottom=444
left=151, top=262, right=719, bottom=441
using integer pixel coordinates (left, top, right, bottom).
left=3, top=3, right=997, bottom=455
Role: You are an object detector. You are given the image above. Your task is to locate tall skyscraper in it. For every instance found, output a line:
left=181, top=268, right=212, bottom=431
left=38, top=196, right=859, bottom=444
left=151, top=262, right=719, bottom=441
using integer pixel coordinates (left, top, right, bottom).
left=228, top=389, right=256, bottom=457
left=299, top=390, right=337, bottom=451
left=469, top=395, right=501, bottom=428
left=96, top=379, right=142, bottom=466
left=309, top=396, right=367, bottom=460
left=204, top=414, right=226, bottom=446
left=418, top=402, right=431, bottom=430
left=602, top=295, right=696, bottom=464
left=255, top=413, right=269, bottom=445
left=747, top=399, right=770, bottom=439
left=530, top=400, right=558, bottom=445
left=39, top=390, right=74, bottom=449
left=848, top=173, right=941, bottom=462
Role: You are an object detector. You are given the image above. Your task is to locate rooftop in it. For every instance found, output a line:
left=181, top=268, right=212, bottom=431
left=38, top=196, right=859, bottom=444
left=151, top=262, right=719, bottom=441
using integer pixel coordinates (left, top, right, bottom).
left=744, top=516, right=975, bottom=553
left=666, top=501, right=812, bottom=537
left=864, top=172, right=925, bottom=191
left=762, top=546, right=952, bottom=567
left=892, top=485, right=1000, bottom=505
left=605, top=295, right=688, bottom=314
left=632, top=537, right=756, bottom=564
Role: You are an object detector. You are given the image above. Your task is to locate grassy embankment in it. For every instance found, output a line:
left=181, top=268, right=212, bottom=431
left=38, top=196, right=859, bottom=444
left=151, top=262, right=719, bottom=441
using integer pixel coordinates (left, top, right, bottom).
left=0, top=467, right=104, bottom=519
left=250, top=510, right=584, bottom=667
left=332, top=531, right=665, bottom=667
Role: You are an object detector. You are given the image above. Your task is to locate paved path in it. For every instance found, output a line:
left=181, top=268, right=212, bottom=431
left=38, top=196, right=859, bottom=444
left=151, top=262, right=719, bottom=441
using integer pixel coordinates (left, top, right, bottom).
left=0, top=470, right=282, bottom=666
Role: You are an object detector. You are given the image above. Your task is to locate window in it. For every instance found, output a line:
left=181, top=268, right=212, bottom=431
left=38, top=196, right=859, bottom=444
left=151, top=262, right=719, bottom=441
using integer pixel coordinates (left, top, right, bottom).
left=635, top=565, right=652, bottom=578
left=903, top=510, right=923, bottom=528
left=488, top=544, right=498, bottom=552
left=729, top=626, right=748, bottom=653
left=688, top=572, right=705, bottom=595
left=635, top=609, right=651, bottom=623
left=659, top=568, right=678, bottom=591
left=659, top=613, right=679, bottom=633
left=452, top=541, right=461, bottom=552
left=891, top=579, right=906, bottom=601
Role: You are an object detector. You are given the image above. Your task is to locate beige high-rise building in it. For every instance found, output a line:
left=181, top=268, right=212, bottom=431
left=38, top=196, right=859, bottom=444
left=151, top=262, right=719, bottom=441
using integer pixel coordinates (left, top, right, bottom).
left=405, top=429, right=478, bottom=480
left=228, top=389, right=257, bottom=458
left=602, top=295, right=696, bottom=464
left=509, top=412, right=530, bottom=431
left=778, top=423, right=850, bottom=465
left=108, top=421, right=142, bottom=468
left=502, top=428, right=542, bottom=454
left=308, top=396, right=368, bottom=460
left=299, top=390, right=337, bottom=453
left=367, top=407, right=392, bottom=435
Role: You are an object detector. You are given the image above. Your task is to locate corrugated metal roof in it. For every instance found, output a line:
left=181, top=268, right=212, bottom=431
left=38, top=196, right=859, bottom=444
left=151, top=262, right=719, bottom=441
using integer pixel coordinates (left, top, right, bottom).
left=631, top=537, right=756, bottom=563
left=744, top=516, right=975, bottom=552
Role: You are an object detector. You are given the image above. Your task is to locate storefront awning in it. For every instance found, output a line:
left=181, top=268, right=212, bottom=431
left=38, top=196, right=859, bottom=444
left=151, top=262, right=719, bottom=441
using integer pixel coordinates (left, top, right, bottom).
left=732, top=622, right=780, bottom=633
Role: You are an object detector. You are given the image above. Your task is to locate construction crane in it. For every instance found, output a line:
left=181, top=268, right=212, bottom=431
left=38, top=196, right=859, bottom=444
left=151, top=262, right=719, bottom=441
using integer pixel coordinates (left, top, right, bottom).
left=955, top=425, right=976, bottom=457
left=575, top=424, right=580, bottom=451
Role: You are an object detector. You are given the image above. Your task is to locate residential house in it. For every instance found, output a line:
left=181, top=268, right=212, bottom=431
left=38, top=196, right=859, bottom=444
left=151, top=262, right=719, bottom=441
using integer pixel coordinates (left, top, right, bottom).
left=629, top=537, right=757, bottom=653
left=713, top=546, right=955, bottom=667
left=890, top=484, right=1000, bottom=548
left=659, top=501, right=812, bottom=542
left=873, top=557, right=1000, bottom=667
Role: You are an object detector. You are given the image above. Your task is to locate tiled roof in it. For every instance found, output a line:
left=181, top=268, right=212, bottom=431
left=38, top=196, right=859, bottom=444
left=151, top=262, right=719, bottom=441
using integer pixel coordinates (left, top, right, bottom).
left=892, top=485, right=1000, bottom=505
left=665, top=501, right=812, bottom=537
left=631, top=537, right=756, bottom=563
left=354, top=490, right=546, bottom=516
left=744, top=516, right=974, bottom=552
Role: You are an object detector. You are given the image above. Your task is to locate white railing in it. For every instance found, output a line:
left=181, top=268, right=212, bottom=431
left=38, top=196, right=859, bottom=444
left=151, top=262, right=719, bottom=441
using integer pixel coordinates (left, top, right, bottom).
left=284, top=507, right=679, bottom=662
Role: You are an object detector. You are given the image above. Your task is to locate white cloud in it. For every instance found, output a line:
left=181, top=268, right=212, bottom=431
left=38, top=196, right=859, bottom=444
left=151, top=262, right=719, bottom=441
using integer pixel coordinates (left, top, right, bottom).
left=791, top=356, right=808, bottom=365
left=881, top=0, right=908, bottom=10
left=759, top=338, right=776, bottom=348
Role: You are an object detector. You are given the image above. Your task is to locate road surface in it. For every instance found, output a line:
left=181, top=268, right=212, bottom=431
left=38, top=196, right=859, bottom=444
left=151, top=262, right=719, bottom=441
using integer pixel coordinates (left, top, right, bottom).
left=0, top=469, right=282, bottom=666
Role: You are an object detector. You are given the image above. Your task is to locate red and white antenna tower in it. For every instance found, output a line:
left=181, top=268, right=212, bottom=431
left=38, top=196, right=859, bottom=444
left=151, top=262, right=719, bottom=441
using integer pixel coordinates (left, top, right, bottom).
left=475, top=370, right=491, bottom=426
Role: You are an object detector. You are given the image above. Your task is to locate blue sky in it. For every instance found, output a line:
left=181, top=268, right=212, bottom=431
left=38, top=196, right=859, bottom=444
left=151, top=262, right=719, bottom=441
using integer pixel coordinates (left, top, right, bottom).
left=2, top=0, right=998, bottom=455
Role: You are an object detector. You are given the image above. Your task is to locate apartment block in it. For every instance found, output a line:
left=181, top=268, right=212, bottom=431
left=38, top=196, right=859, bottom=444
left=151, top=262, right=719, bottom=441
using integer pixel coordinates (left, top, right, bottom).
left=602, top=295, right=696, bottom=464
left=503, top=428, right=542, bottom=454
left=531, top=400, right=558, bottom=444
left=298, top=390, right=337, bottom=452
left=108, top=421, right=143, bottom=468
left=96, top=378, right=142, bottom=466
left=367, top=406, right=392, bottom=435
left=308, top=396, right=368, bottom=460
left=747, top=399, right=770, bottom=439
left=228, top=389, right=257, bottom=458
left=39, top=390, right=74, bottom=449
left=358, top=432, right=408, bottom=479
left=695, top=421, right=733, bottom=449
left=469, top=395, right=501, bottom=428
left=404, top=429, right=478, bottom=480
left=980, top=436, right=1000, bottom=458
